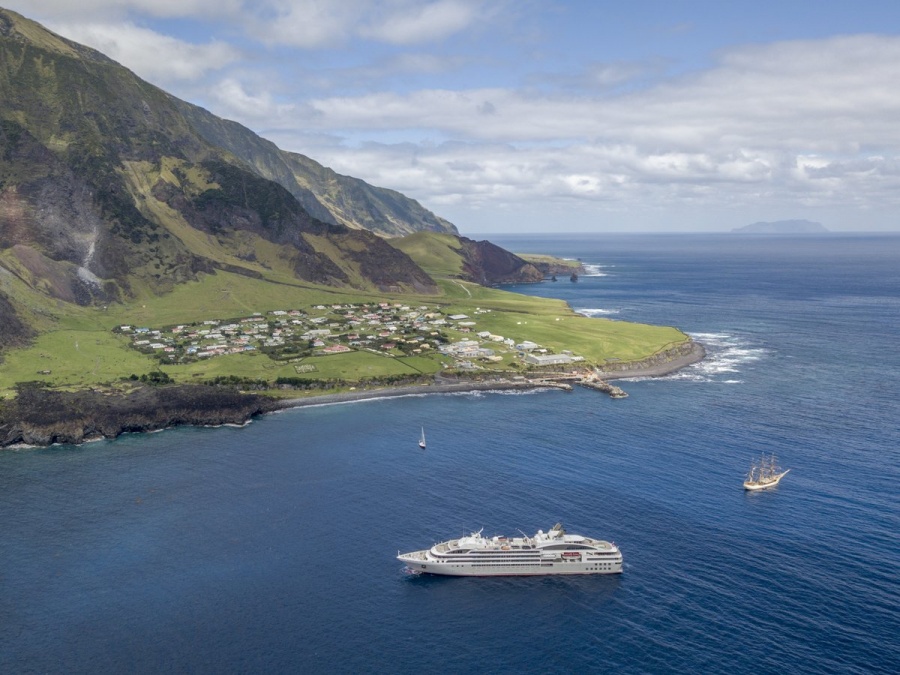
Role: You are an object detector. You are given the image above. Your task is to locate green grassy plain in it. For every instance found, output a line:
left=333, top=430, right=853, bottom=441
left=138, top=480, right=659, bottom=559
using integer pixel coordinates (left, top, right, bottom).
left=0, top=329, right=153, bottom=390
left=0, top=249, right=691, bottom=396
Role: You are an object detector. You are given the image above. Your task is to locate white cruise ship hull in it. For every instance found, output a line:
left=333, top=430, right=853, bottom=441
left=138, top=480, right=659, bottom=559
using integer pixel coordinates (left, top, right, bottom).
left=398, top=553, right=622, bottom=576
left=398, top=523, right=623, bottom=577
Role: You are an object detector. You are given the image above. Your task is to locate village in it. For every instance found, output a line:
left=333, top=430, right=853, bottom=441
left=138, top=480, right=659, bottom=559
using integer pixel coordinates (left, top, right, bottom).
left=115, top=302, right=588, bottom=374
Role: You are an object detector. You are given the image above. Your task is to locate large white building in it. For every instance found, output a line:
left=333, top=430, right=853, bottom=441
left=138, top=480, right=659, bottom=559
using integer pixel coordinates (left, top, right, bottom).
left=525, top=353, right=573, bottom=366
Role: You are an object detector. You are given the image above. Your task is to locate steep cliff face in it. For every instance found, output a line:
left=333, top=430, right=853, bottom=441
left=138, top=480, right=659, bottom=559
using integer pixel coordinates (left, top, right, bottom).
left=0, top=7, right=439, bottom=319
left=282, top=152, right=457, bottom=236
left=523, top=259, right=586, bottom=277
left=389, top=232, right=544, bottom=285
left=169, top=100, right=341, bottom=226
left=456, top=237, right=544, bottom=285
left=0, top=383, right=280, bottom=447
left=0, top=120, right=135, bottom=303
left=172, top=102, right=458, bottom=236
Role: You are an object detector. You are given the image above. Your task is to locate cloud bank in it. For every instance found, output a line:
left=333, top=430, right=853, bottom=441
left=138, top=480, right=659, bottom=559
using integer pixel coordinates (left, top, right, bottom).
left=9, top=0, right=899, bottom=231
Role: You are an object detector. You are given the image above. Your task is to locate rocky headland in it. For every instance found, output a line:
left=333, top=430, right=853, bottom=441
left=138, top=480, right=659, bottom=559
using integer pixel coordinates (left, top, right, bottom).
left=0, top=384, right=280, bottom=448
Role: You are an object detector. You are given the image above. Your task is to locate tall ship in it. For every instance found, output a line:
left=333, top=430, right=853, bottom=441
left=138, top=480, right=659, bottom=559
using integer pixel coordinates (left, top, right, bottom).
left=397, top=523, right=622, bottom=576
left=743, top=453, right=790, bottom=490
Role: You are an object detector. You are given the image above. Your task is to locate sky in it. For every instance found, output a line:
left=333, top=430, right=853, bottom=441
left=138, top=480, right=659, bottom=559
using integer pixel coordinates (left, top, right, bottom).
left=7, top=1, right=900, bottom=234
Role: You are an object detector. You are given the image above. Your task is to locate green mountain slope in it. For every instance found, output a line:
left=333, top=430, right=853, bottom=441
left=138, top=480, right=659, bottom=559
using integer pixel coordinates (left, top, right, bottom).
left=281, top=152, right=456, bottom=236
left=0, top=7, right=439, bottom=315
left=173, top=99, right=457, bottom=236
left=391, top=232, right=543, bottom=284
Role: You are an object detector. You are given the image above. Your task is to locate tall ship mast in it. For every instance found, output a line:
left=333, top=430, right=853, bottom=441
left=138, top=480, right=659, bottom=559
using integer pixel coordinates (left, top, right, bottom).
left=743, top=453, right=790, bottom=490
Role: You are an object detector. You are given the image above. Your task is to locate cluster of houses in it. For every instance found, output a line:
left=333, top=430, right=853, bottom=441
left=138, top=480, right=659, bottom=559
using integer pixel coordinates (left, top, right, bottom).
left=116, top=302, right=585, bottom=370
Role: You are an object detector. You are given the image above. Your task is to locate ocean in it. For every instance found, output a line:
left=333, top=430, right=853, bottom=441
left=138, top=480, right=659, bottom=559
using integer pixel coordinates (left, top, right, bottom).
left=1, top=233, right=898, bottom=674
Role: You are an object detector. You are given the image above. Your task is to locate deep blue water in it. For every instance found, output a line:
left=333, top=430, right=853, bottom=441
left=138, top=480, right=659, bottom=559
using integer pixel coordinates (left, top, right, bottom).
left=2, top=234, right=899, bottom=674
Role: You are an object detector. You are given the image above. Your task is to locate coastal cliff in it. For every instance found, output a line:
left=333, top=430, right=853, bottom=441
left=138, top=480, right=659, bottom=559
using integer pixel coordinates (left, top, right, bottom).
left=0, top=384, right=279, bottom=447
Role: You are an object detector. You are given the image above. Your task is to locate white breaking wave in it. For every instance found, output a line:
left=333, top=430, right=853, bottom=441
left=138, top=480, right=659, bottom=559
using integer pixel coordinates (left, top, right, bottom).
left=576, top=308, right=621, bottom=317
left=446, top=388, right=552, bottom=398
left=581, top=263, right=611, bottom=277
left=661, top=332, right=769, bottom=382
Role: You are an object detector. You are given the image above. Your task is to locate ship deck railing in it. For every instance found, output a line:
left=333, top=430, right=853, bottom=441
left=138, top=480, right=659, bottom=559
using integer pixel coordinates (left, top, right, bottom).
left=401, top=550, right=428, bottom=561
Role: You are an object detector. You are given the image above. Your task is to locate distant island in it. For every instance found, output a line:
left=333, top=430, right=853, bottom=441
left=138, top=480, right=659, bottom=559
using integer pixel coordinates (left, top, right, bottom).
left=732, top=220, right=829, bottom=234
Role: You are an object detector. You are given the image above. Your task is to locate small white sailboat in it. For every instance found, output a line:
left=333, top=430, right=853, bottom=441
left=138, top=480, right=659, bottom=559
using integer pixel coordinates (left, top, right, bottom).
left=418, top=427, right=426, bottom=449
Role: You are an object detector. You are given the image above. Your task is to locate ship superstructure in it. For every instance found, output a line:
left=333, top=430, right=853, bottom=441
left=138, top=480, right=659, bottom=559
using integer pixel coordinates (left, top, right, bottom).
left=398, top=523, right=622, bottom=576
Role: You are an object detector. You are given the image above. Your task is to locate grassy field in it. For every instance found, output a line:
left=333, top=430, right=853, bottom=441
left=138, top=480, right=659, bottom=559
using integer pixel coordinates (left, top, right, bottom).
left=161, top=349, right=444, bottom=383
left=0, top=329, right=155, bottom=391
left=0, top=253, right=691, bottom=396
left=428, top=278, right=686, bottom=363
left=108, top=270, right=380, bottom=328
left=468, top=310, right=685, bottom=363
left=293, top=351, right=442, bottom=380
left=390, top=232, right=466, bottom=278
left=517, top=253, right=582, bottom=269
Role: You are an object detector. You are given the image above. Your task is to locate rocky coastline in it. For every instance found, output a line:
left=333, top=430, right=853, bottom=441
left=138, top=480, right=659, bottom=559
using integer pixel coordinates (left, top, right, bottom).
left=0, top=341, right=705, bottom=449
left=0, top=384, right=281, bottom=448
left=593, top=340, right=706, bottom=379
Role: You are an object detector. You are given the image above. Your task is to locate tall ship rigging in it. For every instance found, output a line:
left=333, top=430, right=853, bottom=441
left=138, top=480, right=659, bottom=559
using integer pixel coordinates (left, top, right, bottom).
left=743, top=453, right=790, bottom=490
left=398, top=523, right=622, bottom=576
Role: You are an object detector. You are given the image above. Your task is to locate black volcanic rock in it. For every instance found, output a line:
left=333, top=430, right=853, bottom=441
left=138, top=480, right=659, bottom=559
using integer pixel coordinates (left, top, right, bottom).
left=457, top=237, right=544, bottom=285
left=0, top=383, right=280, bottom=447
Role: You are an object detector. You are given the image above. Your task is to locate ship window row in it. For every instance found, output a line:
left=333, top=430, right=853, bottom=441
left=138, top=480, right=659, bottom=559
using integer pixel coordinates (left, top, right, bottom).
left=440, top=554, right=541, bottom=560
left=441, top=558, right=541, bottom=563
left=445, top=551, right=540, bottom=555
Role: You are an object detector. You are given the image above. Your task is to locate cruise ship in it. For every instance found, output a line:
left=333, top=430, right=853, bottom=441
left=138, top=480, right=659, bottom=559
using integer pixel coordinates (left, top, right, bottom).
left=397, top=523, right=622, bottom=576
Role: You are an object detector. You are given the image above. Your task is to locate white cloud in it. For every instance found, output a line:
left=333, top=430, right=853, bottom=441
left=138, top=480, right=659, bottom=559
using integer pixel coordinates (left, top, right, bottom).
left=302, top=35, right=900, bottom=153
left=5, top=0, right=243, bottom=20
left=11, top=0, right=497, bottom=46
left=48, top=21, right=240, bottom=84
left=243, top=0, right=501, bottom=49
left=258, top=33, right=899, bottom=229
left=360, top=0, right=482, bottom=45
left=10, top=0, right=899, bottom=231
left=246, top=1, right=362, bottom=48
left=207, top=78, right=300, bottom=123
